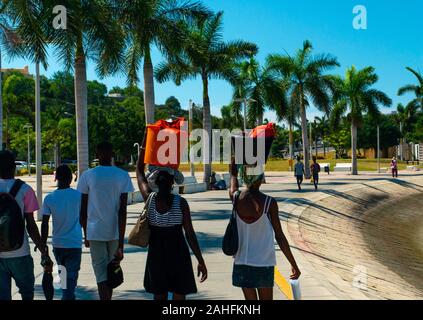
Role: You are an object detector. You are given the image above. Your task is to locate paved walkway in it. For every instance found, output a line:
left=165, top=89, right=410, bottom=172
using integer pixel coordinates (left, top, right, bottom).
left=11, top=170, right=423, bottom=300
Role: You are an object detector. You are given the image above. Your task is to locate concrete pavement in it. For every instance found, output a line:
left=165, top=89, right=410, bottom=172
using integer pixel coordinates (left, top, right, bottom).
left=10, top=170, right=423, bottom=300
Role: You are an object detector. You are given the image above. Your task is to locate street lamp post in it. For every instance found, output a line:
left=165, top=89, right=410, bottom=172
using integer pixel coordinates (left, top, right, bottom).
left=189, top=100, right=195, bottom=177
left=35, top=62, right=43, bottom=220
left=23, top=124, right=32, bottom=176
left=377, top=125, right=381, bottom=173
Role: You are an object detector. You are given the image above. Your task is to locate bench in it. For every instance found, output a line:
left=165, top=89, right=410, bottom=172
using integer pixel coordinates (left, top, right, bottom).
left=177, top=176, right=207, bottom=194
left=334, top=163, right=352, bottom=172
left=406, top=165, right=420, bottom=171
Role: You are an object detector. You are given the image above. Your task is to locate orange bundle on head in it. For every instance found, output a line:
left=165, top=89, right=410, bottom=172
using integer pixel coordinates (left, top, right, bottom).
left=144, top=118, right=188, bottom=170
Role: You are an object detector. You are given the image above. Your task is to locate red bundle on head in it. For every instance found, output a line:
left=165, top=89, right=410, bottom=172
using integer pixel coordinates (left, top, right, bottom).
left=144, top=118, right=188, bottom=170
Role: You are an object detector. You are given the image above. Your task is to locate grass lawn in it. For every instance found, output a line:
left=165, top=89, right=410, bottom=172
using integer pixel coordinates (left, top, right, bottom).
left=178, top=159, right=421, bottom=172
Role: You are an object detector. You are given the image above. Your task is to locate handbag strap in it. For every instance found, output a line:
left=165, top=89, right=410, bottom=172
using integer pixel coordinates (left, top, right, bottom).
left=232, top=191, right=240, bottom=218
left=144, top=192, right=155, bottom=216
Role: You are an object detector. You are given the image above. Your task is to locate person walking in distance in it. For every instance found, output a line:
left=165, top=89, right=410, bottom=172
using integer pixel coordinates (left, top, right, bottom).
left=310, top=157, right=321, bottom=190
left=391, top=157, right=398, bottom=178
left=78, top=142, right=134, bottom=300
left=294, top=156, right=305, bottom=191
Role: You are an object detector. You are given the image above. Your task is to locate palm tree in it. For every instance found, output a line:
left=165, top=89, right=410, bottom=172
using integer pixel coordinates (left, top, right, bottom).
left=398, top=67, right=423, bottom=111
left=315, top=115, right=329, bottom=157
left=114, top=0, right=211, bottom=124
left=7, top=0, right=125, bottom=175
left=267, top=41, right=339, bottom=178
left=233, top=57, right=283, bottom=126
left=331, top=66, right=392, bottom=175
left=155, top=12, right=257, bottom=187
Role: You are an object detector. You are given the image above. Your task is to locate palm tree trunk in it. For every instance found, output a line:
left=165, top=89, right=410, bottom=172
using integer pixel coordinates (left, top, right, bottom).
left=143, top=46, right=155, bottom=124
left=351, top=121, right=358, bottom=175
left=299, top=93, right=311, bottom=178
left=202, top=72, right=212, bottom=189
left=0, top=49, right=3, bottom=151
left=289, top=123, right=294, bottom=160
left=257, top=113, right=264, bottom=126
left=54, top=141, right=61, bottom=168
left=74, top=40, right=89, bottom=176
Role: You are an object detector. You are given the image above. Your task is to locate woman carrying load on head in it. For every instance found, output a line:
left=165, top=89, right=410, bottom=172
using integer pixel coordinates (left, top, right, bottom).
left=136, top=130, right=207, bottom=300
left=229, top=160, right=301, bottom=300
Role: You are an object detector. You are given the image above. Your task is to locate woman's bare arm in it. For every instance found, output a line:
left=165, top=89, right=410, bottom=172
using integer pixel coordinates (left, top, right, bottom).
left=181, top=197, right=207, bottom=282
left=136, top=131, right=152, bottom=201
left=269, top=198, right=301, bottom=279
left=229, top=157, right=239, bottom=201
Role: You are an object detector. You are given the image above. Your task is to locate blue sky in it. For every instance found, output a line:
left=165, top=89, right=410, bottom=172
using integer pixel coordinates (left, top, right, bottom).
left=3, top=0, right=423, bottom=123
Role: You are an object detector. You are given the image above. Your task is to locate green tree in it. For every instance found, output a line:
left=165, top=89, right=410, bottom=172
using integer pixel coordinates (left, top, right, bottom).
left=398, top=67, right=423, bottom=111
left=326, top=129, right=350, bottom=159
left=331, top=66, right=392, bottom=174
left=232, top=57, right=285, bottom=126
left=2, top=72, right=34, bottom=148
left=267, top=40, right=339, bottom=178
left=6, top=0, right=125, bottom=174
left=113, top=0, right=211, bottom=124
left=155, top=12, right=257, bottom=187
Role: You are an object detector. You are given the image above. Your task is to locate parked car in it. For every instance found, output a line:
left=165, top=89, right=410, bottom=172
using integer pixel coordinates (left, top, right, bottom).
left=43, top=161, right=56, bottom=169
left=15, top=161, right=28, bottom=170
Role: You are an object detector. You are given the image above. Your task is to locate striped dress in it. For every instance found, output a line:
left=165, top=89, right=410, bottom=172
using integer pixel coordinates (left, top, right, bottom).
left=144, top=193, right=197, bottom=295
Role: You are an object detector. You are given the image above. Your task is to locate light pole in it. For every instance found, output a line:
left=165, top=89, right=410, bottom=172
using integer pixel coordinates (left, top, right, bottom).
left=188, top=100, right=195, bottom=177
left=23, top=124, right=32, bottom=176
left=234, top=98, right=256, bottom=132
left=377, top=125, right=380, bottom=173
left=35, top=62, right=43, bottom=220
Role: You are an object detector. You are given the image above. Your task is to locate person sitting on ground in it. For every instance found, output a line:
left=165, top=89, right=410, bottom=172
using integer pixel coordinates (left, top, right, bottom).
left=41, top=165, right=83, bottom=300
left=294, top=156, right=305, bottom=191
left=0, top=150, right=49, bottom=301
left=310, top=157, right=321, bottom=190
left=229, top=160, right=301, bottom=300
left=136, top=131, right=207, bottom=301
left=77, top=142, right=134, bottom=300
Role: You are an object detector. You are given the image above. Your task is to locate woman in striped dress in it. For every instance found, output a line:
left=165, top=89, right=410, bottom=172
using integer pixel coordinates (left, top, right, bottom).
left=136, top=133, right=207, bottom=300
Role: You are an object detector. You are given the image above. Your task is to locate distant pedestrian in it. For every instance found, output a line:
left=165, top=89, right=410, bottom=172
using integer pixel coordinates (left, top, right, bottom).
left=41, top=165, right=83, bottom=300
left=0, top=150, right=50, bottom=300
left=294, top=156, right=305, bottom=191
left=78, top=142, right=134, bottom=300
left=391, top=157, right=398, bottom=178
left=310, top=157, right=321, bottom=190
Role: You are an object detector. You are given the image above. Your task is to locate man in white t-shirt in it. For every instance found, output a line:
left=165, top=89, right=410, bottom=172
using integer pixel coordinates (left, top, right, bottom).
left=41, top=165, right=83, bottom=300
left=77, top=142, right=134, bottom=300
left=0, top=151, right=49, bottom=300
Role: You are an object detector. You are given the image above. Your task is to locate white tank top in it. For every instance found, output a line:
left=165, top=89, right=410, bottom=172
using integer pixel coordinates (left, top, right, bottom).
left=234, top=194, right=276, bottom=267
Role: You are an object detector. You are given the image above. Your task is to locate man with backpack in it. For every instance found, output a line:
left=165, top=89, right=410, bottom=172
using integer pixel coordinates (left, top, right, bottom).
left=0, top=150, right=49, bottom=300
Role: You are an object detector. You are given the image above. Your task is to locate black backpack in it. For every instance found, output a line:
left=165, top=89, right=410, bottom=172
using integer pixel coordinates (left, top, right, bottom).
left=0, top=179, right=25, bottom=252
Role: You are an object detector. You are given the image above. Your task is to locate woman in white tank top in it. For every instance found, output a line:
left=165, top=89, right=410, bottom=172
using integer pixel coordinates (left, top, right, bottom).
left=229, top=161, right=301, bottom=300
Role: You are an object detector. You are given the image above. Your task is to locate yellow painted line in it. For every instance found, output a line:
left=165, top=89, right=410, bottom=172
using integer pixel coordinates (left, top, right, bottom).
left=274, top=267, right=294, bottom=300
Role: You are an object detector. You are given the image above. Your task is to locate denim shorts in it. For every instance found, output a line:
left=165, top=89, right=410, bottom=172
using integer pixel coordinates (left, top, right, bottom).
left=232, top=264, right=274, bottom=288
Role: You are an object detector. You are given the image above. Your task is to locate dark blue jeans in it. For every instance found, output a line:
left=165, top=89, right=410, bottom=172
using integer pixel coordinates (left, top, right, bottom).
left=0, top=255, right=35, bottom=300
left=53, top=248, right=82, bottom=300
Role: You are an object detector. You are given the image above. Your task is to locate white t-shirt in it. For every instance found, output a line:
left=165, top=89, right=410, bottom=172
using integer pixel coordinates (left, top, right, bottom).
left=0, top=179, right=39, bottom=259
left=77, top=166, right=134, bottom=241
left=42, top=188, right=83, bottom=248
